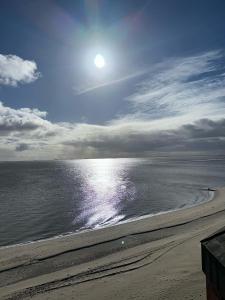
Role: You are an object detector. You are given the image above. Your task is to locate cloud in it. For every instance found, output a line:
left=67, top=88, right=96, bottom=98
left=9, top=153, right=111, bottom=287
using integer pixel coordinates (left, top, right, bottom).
left=62, top=117, right=225, bottom=156
left=0, top=101, right=50, bottom=132
left=1, top=98, right=225, bottom=160
left=1, top=50, right=225, bottom=160
left=125, top=50, right=225, bottom=125
left=0, top=54, right=40, bottom=86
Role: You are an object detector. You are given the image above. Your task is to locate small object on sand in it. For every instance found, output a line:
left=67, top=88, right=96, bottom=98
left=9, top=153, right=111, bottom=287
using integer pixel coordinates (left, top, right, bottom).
left=121, top=240, right=125, bottom=245
left=201, top=187, right=216, bottom=192
left=207, top=187, right=216, bottom=191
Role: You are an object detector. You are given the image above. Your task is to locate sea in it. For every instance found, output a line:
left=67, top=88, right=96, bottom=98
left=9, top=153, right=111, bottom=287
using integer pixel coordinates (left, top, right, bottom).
left=0, top=156, right=225, bottom=247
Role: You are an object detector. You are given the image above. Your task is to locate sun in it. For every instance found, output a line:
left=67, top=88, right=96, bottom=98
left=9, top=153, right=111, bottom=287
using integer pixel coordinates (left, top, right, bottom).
left=94, top=54, right=105, bottom=69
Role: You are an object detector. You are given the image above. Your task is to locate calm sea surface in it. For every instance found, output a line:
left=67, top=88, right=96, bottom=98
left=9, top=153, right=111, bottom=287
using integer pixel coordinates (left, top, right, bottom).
left=0, top=157, right=225, bottom=247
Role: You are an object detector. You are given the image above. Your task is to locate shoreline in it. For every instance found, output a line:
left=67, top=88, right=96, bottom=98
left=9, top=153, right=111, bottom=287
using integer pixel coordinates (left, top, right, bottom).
left=0, top=188, right=225, bottom=299
left=0, top=188, right=214, bottom=250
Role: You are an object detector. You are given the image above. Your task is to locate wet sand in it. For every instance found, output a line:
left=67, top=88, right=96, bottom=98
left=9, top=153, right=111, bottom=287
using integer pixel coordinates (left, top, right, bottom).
left=1, top=188, right=225, bottom=300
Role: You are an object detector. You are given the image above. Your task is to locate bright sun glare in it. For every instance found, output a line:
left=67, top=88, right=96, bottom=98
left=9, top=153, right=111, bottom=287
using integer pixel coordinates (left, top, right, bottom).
left=94, top=54, right=105, bottom=69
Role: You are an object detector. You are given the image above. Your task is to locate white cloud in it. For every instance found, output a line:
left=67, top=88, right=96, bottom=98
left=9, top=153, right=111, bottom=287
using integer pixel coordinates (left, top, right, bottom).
left=0, top=101, right=50, bottom=132
left=0, top=54, right=40, bottom=86
left=126, top=50, right=225, bottom=125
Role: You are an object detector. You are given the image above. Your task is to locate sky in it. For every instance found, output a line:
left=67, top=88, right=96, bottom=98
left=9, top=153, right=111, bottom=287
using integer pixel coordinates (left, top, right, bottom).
left=1, top=0, right=225, bottom=160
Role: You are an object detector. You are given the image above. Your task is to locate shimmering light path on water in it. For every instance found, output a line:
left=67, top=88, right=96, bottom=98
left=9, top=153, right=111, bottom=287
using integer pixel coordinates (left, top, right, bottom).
left=0, top=157, right=225, bottom=247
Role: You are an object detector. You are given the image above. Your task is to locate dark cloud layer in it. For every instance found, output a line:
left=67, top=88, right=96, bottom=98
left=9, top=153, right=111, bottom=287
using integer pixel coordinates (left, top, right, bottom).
left=63, top=118, right=225, bottom=157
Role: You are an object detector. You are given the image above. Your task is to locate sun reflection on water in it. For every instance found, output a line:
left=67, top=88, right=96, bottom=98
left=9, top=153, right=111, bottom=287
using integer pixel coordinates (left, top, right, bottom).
left=72, top=158, right=136, bottom=228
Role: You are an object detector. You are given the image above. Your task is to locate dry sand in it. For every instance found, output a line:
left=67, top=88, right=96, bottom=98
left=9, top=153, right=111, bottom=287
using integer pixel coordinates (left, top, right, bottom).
left=1, top=188, right=225, bottom=300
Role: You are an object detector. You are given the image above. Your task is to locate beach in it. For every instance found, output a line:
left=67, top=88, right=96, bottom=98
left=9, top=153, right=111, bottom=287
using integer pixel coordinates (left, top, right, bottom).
left=0, top=188, right=225, bottom=300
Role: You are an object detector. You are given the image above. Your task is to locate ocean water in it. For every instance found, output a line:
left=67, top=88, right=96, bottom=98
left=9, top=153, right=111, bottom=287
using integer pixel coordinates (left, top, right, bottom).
left=0, top=157, right=225, bottom=247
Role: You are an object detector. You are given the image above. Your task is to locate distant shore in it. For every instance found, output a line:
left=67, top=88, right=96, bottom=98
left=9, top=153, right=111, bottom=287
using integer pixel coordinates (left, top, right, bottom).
left=1, top=188, right=225, bottom=300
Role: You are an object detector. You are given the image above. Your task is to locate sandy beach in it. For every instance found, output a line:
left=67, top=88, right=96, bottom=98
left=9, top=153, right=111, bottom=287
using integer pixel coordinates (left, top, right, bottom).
left=0, top=188, right=225, bottom=300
